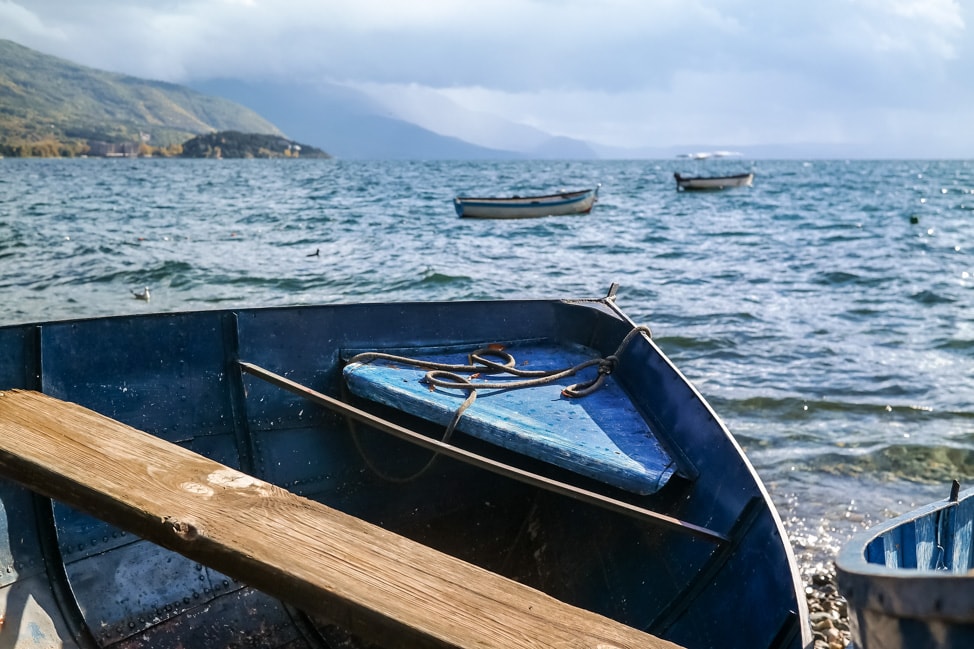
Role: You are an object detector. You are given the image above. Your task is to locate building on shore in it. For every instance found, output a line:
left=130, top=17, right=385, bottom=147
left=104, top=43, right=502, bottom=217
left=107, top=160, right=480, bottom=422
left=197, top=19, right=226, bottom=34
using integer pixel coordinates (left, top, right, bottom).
left=86, top=141, right=141, bottom=157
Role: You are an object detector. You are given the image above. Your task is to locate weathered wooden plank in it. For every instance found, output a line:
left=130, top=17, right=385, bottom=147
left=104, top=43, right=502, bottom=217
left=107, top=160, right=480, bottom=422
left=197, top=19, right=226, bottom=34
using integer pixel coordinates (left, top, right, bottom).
left=951, top=497, right=974, bottom=571
left=914, top=514, right=937, bottom=569
left=0, top=390, right=683, bottom=649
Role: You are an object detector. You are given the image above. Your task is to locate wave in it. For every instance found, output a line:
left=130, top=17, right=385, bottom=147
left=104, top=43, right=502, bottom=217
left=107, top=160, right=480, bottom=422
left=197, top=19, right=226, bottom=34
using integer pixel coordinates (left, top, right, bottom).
left=910, top=289, right=956, bottom=305
left=653, top=334, right=737, bottom=353
left=803, top=443, right=974, bottom=484
left=813, top=271, right=891, bottom=288
left=935, top=338, right=974, bottom=351
left=710, top=394, right=973, bottom=422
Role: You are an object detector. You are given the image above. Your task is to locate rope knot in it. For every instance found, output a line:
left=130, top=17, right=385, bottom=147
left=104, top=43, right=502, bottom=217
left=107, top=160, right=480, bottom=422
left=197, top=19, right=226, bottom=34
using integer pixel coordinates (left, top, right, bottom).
left=599, top=354, right=618, bottom=375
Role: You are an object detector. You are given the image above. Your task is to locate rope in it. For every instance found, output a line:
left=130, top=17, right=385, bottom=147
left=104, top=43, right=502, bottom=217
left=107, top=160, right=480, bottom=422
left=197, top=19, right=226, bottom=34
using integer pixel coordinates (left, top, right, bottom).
left=341, top=380, right=448, bottom=484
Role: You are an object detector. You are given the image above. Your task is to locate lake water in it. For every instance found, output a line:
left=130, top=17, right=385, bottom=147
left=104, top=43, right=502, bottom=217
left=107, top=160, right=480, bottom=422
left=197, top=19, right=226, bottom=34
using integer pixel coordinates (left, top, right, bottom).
left=2, top=157, right=972, bottom=577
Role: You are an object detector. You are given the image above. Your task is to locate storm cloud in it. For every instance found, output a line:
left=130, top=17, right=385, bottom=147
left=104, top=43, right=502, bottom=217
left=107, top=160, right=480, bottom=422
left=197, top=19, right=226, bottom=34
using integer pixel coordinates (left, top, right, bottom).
left=1, top=0, right=970, bottom=155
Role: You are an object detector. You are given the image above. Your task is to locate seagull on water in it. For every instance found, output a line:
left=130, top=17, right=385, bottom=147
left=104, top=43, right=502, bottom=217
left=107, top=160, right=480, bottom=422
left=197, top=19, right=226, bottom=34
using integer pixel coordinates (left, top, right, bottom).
left=132, top=287, right=150, bottom=301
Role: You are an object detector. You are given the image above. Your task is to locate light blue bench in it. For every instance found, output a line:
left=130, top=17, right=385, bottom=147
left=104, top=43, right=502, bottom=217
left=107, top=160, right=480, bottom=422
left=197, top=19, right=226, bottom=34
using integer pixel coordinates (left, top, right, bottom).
left=343, top=343, right=676, bottom=496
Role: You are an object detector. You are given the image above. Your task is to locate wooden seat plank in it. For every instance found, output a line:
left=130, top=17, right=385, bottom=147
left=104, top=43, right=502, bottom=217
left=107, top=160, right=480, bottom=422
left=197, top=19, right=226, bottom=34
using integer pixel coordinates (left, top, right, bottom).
left=0, top=389, right=682, bottom=649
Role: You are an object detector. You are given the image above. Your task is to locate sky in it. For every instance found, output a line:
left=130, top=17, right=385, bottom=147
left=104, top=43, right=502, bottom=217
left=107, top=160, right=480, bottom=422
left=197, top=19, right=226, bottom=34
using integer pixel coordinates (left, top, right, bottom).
left=1, top=0, right=972, bottom=157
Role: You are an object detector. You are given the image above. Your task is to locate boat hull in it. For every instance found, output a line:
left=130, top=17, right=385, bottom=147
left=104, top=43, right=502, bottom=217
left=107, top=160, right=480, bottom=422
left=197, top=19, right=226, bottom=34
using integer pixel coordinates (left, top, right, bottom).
left=836, top=484, right=974, bottom=649
left=675, top=173, right=754, bottom=191
left=0, top=295, right=810, bottom=649
left=454, top=186, right=598, bottom=218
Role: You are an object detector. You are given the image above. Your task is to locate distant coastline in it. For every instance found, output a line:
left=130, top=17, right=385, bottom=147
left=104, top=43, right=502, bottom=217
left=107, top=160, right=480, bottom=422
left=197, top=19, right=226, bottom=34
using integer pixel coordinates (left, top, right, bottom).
left=178, top=131, right=330, bottom=159
left=1, top=40, right=320, bottom=159
left=0, top=131, right=330, bottom=159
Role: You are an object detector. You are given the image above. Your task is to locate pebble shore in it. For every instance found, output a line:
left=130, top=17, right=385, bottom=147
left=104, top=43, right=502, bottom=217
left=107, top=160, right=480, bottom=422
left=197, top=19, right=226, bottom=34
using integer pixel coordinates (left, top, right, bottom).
left=780, top=493, right=870, bottom=649
left=805, top=566, right=852, bottom=649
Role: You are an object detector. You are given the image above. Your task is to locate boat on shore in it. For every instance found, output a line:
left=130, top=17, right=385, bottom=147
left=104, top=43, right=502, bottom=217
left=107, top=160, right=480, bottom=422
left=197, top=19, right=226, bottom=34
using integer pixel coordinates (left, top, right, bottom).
left=836, top=481, right=974, bottom=649
left=453, top=185, right=599, bottom=218
left=674, top=172, right=754, bottom=191
left=0, top=287, right=810, bottom=649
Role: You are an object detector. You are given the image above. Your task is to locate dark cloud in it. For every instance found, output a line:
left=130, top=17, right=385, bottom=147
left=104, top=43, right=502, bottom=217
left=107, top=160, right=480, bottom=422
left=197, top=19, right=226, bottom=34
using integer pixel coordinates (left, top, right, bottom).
left=1, top=0, right=970, bottom=153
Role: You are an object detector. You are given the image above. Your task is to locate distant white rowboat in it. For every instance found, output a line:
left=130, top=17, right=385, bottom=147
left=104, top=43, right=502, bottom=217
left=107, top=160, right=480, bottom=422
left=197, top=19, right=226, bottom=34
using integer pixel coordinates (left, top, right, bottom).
left=454, top=185, right=599, bottom=218
left=674, top=172, right=754, bottom=191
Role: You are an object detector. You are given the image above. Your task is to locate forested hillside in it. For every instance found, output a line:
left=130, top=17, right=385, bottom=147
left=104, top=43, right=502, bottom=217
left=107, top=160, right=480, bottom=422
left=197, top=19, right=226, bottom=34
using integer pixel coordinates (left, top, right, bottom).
left=181, top=131, right=330, bottom=158
left=0, top=39, right=284, bottom=157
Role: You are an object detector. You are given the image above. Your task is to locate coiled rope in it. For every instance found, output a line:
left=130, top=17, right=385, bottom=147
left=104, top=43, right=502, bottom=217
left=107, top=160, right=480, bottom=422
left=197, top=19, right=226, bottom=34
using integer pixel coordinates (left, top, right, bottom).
left=346, top=325, right=652, bottom=453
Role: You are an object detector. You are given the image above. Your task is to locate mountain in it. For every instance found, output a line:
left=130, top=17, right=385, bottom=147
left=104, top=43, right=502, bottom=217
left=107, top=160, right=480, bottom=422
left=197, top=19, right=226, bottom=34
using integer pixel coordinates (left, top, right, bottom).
left=349, top=83, right=599, bottom=159
left=0, top=39, right=598, bottom=160
left=2, top=38, right=787, bottom=161
left=0, top=39, right=281, bottom=156
left=190, top=79, right=527, bottom=160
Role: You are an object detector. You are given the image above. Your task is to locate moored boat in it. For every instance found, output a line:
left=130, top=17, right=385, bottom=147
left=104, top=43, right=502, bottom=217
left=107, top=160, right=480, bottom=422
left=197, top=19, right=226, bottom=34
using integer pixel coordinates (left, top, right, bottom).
left=453, top=185, right=599, bottom=218
left=0, top=287, right=811, bottom=649
left=674, top=172, right=754, bottom=191
left=836, top=481, right=974, bottom=649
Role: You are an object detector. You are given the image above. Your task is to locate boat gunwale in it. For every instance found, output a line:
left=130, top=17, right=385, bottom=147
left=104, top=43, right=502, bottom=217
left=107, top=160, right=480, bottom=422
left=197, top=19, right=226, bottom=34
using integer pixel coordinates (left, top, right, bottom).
left=836, top=487, right=972, bottom=577
left=453, top=187, right=596, bottom=206
left=835, top=486, right=974, bottom=621
left=673, top=172, right=754, bottom=183
left=0, top=295, right=612, bottom=332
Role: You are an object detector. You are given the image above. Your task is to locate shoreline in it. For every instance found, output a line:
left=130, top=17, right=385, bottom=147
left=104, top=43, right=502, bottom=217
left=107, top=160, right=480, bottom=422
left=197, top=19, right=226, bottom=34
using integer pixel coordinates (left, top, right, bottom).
left=805, top=566, right=851, bottom=649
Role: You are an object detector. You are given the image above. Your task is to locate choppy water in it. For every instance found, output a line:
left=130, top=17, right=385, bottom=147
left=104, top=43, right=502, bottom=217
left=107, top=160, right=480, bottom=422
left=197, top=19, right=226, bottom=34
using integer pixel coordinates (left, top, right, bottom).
left=2, top=157, right=972, bottom=574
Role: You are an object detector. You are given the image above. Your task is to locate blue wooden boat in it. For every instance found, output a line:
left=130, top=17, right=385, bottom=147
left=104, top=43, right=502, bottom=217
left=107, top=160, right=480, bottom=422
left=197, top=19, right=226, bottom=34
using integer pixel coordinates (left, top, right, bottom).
left=836, top=481, right=974, bottom=649
left=453, top=186, right=599, bottom=218
left=0, top=288, right=811, bottom=649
